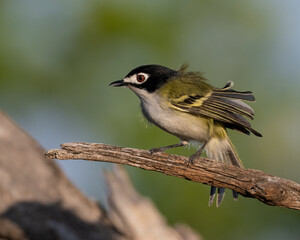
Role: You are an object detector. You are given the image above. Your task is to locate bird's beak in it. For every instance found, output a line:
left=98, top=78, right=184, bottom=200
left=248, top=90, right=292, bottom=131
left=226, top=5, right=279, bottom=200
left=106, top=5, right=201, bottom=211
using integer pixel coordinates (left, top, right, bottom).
left=109, top=79, right=127, bottom=87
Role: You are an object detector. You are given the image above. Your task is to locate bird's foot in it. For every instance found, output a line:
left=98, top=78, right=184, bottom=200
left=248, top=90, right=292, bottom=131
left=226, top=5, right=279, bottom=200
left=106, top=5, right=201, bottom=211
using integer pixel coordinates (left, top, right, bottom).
left=186, top=153, right=197, bottom=166
left=149, top=147, right=165, bottom=154
left=150, top=141, right=189, bottom=155
left=186, top=142, right=207, bottom=166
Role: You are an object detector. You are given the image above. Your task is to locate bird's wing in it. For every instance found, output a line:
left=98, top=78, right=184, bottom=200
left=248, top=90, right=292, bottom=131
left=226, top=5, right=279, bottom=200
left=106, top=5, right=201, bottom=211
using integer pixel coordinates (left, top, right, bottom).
left=169, top=82, right=262, bottom=137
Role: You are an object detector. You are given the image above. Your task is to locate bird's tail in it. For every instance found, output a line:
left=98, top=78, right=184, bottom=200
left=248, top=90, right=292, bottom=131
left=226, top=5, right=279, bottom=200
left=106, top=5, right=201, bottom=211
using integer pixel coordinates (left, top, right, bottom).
left=205, top=137, right=243, bottom=207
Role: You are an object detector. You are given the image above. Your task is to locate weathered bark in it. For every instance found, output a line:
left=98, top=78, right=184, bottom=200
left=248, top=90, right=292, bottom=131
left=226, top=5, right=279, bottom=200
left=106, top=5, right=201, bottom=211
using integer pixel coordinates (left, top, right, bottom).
left=46, top=142, right=300, bottom=211
left=0, top=111, right=201, bottom=240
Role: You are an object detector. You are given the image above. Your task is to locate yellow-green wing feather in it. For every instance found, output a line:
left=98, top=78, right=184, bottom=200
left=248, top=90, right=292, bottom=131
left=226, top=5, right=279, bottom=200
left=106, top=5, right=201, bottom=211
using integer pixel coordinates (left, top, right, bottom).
left=161, top=75, right=262, bottom=137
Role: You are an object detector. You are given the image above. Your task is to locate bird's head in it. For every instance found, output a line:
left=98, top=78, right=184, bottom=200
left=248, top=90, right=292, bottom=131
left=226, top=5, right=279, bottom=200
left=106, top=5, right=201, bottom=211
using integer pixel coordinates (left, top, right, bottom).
left=109, top=64, right=177, bottom=93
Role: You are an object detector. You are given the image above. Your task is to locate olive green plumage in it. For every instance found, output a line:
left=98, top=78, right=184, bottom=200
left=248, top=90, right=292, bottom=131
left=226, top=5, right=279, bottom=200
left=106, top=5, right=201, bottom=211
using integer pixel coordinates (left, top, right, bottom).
left=158, top=64, right=262, bottom=138
left=159, top=64, right=213, bottom=99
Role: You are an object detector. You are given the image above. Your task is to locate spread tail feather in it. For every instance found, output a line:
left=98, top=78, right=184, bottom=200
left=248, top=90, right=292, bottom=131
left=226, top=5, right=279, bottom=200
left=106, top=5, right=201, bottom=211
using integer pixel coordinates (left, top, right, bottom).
left=205, top=137, right=243, bottom=206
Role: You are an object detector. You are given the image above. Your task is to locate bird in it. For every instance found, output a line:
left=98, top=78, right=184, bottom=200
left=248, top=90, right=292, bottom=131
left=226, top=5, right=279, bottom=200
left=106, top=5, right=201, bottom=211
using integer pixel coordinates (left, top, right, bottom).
left=109, top=64, right=262, bottom=207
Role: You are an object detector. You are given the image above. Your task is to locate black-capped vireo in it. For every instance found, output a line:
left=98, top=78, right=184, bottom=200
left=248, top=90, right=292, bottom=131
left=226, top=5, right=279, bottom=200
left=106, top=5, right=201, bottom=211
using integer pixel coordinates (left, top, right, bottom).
left=110, top=64, right=262, bottom=207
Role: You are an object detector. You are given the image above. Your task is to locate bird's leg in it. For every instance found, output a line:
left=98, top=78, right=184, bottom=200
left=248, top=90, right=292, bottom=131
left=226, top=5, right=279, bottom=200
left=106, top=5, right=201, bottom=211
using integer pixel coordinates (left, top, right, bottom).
left=188, top=142, right=207, bottom=165
left=150, top=140, right=189, bottom=154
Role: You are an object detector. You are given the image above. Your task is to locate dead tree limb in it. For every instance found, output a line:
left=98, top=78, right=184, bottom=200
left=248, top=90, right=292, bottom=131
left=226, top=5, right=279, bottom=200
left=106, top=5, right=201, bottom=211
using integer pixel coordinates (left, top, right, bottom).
left=0, top=111, right=201, bottom=240
left=46, top=142, right=300, bottom=211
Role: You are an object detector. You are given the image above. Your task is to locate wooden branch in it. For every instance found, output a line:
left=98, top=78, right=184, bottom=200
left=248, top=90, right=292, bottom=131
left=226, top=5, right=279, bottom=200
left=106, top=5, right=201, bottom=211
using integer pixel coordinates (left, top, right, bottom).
left=46, top=142, right=300, bottom=211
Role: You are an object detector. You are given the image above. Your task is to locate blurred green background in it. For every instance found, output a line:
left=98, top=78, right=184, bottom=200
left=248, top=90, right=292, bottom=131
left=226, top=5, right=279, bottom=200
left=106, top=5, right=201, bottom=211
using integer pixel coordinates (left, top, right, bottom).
left=1, top=0, right=300, bottom=239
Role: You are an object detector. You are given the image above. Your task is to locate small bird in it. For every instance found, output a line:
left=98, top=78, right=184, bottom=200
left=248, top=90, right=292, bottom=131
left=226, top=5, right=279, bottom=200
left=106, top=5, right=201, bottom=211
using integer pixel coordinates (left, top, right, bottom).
left=110, top=64, right=262, bottom=207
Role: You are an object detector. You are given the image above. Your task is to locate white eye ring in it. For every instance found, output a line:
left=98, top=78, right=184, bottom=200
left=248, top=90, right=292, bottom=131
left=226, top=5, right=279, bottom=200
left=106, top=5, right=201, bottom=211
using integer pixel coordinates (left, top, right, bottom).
left=135, top=73, right=149, bottom=84
left=123, top=73, right=149, bottom=85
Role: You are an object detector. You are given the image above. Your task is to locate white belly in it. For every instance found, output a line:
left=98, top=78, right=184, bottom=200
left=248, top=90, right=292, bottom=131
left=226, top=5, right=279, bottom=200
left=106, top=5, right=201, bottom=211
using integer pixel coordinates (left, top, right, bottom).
left=140, top=93, right=209, bottom=142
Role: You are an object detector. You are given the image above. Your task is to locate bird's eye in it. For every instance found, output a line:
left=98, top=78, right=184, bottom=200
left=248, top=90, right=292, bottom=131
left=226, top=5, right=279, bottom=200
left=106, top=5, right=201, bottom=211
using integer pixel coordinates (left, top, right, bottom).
left=137, top=74, right=146, bottom=83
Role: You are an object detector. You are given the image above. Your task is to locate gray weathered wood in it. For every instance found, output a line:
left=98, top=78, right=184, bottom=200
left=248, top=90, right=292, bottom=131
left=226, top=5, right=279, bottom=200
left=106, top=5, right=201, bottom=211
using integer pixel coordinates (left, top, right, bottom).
left=46, top=142, right=300, bottom=211
left=0, top=111, right=201, bottom=240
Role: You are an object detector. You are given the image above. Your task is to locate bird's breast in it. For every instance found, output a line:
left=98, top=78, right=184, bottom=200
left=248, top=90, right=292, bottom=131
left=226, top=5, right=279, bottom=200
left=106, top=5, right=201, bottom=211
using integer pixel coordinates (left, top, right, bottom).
left=140, top=94, right=209, bottom=142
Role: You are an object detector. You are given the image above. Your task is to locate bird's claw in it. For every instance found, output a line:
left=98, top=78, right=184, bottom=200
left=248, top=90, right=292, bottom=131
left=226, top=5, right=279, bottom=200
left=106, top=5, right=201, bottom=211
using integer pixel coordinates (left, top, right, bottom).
left=149, top=148, right=162, bottom=154
left=186, top=155, right=196, bottom=166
